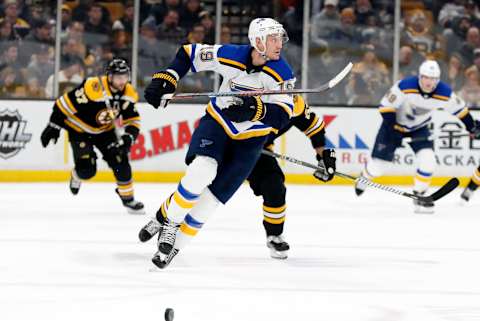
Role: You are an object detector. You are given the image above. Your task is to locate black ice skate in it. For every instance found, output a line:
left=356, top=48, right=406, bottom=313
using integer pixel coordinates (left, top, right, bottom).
left=69, top=171, right=81, bottom=195
left=413, top=191, right=435, bottom=214
left=266, top=235, right=290, bottom=259
left=460, top=180, right=478, bottom=203
left=115, top=188, right=145, bottom=215
left=151, top=219, right=181, bottom=269
left=138, top=217, right=162, bottom=242
left=354, top=175, right=368, bottom=196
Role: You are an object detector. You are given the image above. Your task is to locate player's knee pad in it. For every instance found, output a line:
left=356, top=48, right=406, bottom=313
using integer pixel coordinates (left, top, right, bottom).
left=75, top=156, right=97, bottom=179
left=259, top=174, right=286, bottom=206
left=416, top=148, right=435, bottom=174
left=181, top=156, right=218, bottom=195
left=365, top=158, right=389, bottom=178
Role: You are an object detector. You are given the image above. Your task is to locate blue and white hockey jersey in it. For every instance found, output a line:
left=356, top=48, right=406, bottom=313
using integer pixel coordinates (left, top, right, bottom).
left=378, top=76, right=468, bottom=132
left=180, top=44, right=295, bottom=140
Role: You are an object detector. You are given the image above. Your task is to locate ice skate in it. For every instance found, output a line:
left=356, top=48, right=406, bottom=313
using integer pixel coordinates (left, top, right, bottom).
left=151, top=219, right=181, bottom=269
left=69, top=171, right=81, bottom=195
left=413, top=191, right=434, bottom=214
left=138, top=217, right=162, bottom=242
left=116, top=188, right=145, bottom=214
left=266, top=234, right=290, bottom=259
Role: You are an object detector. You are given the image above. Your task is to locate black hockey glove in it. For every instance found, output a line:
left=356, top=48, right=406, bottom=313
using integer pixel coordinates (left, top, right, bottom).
left=470, top=120, right=480, bottom=139
left=107, top=133, right=134, bottom=155
left=144, top=71, right=177, bottom=109
left=40, top=122, right=61, bottom=147
left=313, top=149, right=336, bottom=182
left=222, top=96, right=266, bottom=123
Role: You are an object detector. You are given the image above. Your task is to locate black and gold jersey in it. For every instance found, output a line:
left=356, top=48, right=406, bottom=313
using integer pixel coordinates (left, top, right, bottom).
left=265, top=95, right=326, bottom=149
left=51, top=76, right=140, bottom=136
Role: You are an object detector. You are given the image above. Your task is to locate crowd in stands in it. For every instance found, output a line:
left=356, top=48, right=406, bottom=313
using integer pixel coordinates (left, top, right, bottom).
left=0, top=0, right=480, bottom=108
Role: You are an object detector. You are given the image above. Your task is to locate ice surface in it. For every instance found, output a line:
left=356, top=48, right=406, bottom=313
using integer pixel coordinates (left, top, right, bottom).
left=1, top=182, right=480, bottom=321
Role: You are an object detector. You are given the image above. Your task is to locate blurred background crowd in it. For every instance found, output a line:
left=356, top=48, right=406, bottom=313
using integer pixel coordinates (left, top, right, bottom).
left=0, top=0, right=479, bottom=108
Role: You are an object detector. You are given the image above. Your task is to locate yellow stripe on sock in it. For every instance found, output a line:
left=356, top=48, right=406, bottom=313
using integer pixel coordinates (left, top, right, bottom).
left=180, top=223, right=198, bottom=236
left=264, top=216, right=286, bottom=224
left=173, top=191, right=195, bottom=209
left=263, top=204, right=286, bottom=214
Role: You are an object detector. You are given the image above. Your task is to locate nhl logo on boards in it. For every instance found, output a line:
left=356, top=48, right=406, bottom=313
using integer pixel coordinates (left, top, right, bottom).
left=0, top=109, right=32, bottom=159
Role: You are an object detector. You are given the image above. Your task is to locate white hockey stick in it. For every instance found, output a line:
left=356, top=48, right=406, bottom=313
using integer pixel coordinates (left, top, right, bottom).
left=170, top=62, right=353, bottom=100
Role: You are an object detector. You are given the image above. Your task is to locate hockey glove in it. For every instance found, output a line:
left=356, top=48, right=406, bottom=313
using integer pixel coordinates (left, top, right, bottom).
left=470, top=120, right=480, bottom=139
left=222, top=96, right=266, bottom=123
left=40, top=122, right=61, bottom=147
left=313, top=149, right=336, bottom=182
left=107, top=134, right=134, bottom=155
left=144, top=71, right=177, bottom=109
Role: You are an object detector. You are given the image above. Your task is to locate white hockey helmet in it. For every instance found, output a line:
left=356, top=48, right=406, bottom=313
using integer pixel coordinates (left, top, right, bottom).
left=419, top=60, right=441, bottom=79
left=248, top=18, right=288, bottom=58
left=418, top=60, right=440, bottom=92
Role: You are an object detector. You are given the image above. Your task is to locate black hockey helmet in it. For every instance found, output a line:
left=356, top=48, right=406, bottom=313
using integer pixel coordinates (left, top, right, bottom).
left=105, top=58, right=130, bottom=77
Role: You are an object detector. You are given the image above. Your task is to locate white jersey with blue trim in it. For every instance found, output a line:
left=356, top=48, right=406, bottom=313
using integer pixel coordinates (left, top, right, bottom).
left=378, top=76, right=468, bottom=132
left=181, top=43, right=295, bottom=140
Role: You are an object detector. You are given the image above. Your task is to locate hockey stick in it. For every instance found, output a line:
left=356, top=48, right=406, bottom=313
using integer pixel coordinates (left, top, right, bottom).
left=404, top=133, right=472, bottom=144
left=262, top=150, right=459, bottom=203
left=170, top=62, right=353, bottom=100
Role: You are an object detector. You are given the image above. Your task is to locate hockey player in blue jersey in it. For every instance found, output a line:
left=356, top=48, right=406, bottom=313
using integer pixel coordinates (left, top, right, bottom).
left=140, top=18, right=331, bottom=269
left=138, top=94, right=337, bottom=260
left=355, top=60, right=480, bottom=213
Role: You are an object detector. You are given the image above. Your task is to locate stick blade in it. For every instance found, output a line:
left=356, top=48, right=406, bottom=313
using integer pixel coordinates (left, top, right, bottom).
left=429, top=177, right=459, bottom=201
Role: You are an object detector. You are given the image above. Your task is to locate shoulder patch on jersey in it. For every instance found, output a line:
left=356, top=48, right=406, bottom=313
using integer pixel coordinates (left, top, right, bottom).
left=122, top=83, right=139, bottom=103
left=292, top=94, right=306, bottom=117
left=217, top=45, right=250, bottom=71
left=398, top=76, right=419, bottom=92
left=84, top=76, right=111, bottom=101
left=432, top=81, right=452, bottom=100
left=262, top=57, right=294, bottom=83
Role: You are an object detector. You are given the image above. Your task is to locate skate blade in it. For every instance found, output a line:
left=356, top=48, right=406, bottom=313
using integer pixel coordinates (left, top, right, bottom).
left=269, top=249, right=288, bottom=260
left=414, top=207, right=435, bottom=214
left=126, top=208, right=146, bottom=215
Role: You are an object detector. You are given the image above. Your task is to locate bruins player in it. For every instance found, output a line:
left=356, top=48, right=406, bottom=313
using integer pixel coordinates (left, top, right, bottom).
left=138, top=95, right=336, bottom=259
left=248, top=94, right=336, bottom=259
left=40, top=58, right=145, bottom=214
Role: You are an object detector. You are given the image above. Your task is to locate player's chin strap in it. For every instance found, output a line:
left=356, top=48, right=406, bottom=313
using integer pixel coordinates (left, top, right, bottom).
left=261, top=149, right=459, bottom=204
left=170, top=62, right=353, bottom=100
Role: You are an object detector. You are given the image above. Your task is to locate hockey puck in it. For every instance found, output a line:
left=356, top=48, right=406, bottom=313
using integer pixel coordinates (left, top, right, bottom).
left=164, top=308, right=174, bottom=321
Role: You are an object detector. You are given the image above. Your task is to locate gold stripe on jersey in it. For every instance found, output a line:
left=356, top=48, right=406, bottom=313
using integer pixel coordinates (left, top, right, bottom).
left=456, top=107, right=469, bottom=119
left=262, top=66, right=283, bottom=82
left=84, top=76, right=112, bottom=101
left=306, top=120, right=325, bottom=138
left=122, top=84, right=139, bottom=103
left=432, top=94, right=449, bottom=101
left=206, top=102, right=278, bottom=140
left=64, top=119, right=83, bottom=133
left=379, top=106, right=396, bottom=113
left=304, top=115, right=320, bottom=133
left=402, top=89, right=419, bottom=94
left=182, top=44, right=192, bottom=57
left=56, top=98, right=113, bottom=134
left=62, top=94, right=77, bottom=113
left=292, top=95, right=306, bottom=116
left=218, top=57, right=247, bottom=71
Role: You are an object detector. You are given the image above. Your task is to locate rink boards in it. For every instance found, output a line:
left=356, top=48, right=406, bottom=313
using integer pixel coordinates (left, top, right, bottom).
left=0, top=100, right=478, bottom=185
